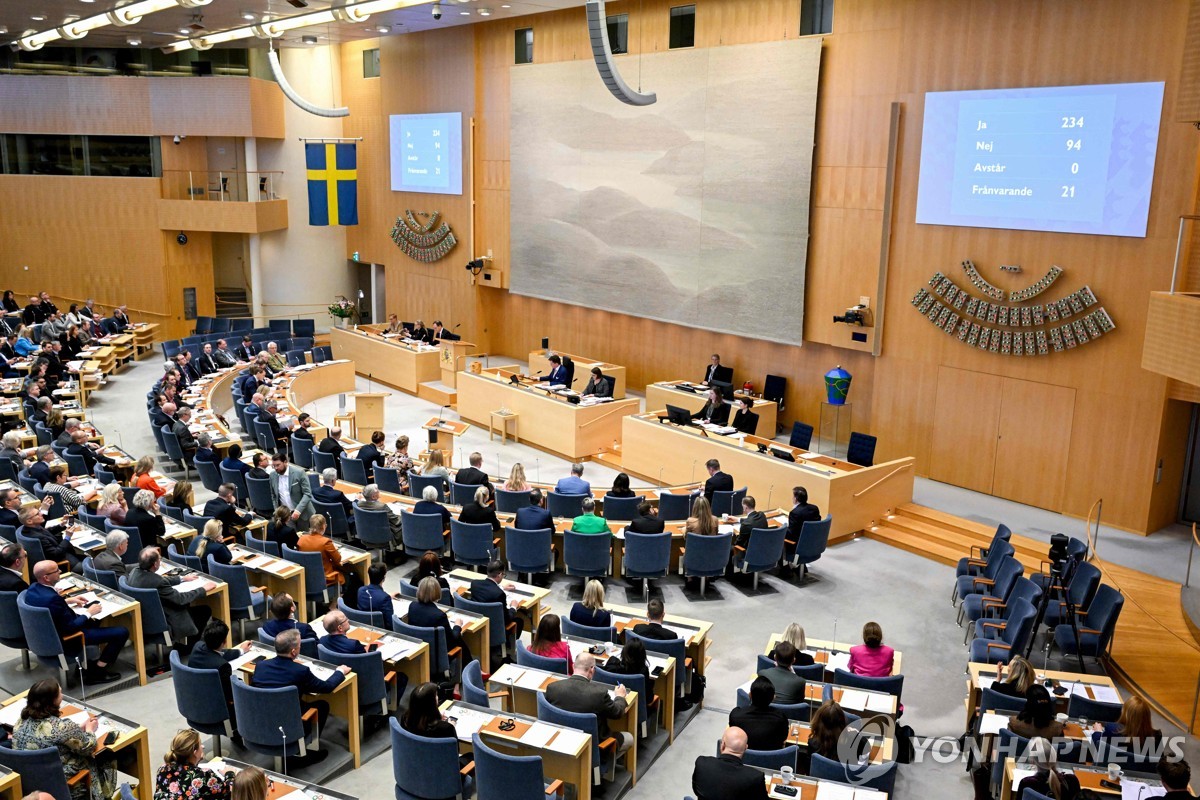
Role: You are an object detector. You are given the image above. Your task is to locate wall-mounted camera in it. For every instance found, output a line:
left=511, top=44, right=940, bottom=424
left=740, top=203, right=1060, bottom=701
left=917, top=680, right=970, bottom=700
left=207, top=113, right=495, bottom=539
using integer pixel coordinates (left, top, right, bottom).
left=833, top=304, right=874, bottom=327
left=431, top=4, right=442, bottom=19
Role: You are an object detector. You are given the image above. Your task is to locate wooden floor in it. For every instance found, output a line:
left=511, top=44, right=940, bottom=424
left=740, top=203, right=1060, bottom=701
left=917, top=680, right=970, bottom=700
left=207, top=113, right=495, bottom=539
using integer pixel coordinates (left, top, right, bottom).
left=868, top=504, right=1200, bottom=733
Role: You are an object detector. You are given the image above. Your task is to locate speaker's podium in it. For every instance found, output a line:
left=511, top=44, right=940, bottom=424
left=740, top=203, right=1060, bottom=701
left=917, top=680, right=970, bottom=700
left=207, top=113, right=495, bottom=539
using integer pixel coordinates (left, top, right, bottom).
left=350, top=392, right=389, bottom=439
left=439, top=340, right=476, bottom=389
left=423, top=417, right=470, bottom=466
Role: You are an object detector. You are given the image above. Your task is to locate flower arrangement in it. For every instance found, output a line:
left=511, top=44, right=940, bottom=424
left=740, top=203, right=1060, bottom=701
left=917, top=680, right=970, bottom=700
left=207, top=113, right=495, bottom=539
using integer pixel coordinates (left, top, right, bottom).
left=328, top=296, right=358, bottom=321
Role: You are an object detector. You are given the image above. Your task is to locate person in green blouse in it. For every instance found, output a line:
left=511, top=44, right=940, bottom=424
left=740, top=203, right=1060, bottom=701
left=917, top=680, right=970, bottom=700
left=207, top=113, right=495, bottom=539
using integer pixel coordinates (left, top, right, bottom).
left=571, top=498, right=611, bottom=534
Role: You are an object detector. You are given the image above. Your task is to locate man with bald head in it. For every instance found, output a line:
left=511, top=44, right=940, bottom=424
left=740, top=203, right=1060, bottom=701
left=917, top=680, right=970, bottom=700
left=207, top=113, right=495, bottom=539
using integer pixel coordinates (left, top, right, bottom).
left=317, top=609, right=372, bottom=655
left=544, top=651, right=632, bottom=755
left=24, top=559, right=128, bottom=683
left=691, top=726, right=769, bottom=800
left=67, top=428, right=116, bottom=474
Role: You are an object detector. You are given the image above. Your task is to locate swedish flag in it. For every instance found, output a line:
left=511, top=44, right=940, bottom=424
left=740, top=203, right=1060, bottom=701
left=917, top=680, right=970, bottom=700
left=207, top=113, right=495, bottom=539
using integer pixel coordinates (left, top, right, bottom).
left=306, top=143, right=358, bottom=226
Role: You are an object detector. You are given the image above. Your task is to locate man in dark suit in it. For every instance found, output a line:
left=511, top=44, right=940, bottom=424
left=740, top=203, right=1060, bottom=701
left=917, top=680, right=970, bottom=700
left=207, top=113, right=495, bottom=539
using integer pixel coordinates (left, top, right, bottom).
left=317, top=610, right=372, bottom=654
left=1157, top=759, right=1196, bottom=800
left=26, top=559, right=127, bottom=683
left=22, top=297, right=45, bottom=326
left=292, top=413, right=315, bottom=441
left=470, top=559, right=525, bottom=646
left=702, top=354, right=726, bottom=385
left=18, top=505, right=79, bottom=571
left=0, top=543, right=28, bottom=591
left=0, top=489, right=24, bottom=530
left=758, top=641, right=805, bottom=704
left=111, top=306, right=130, bottom=331
left=514, top=489, right=553, bottom=531
left=240, top=367, right=266, bottom=404
left=632, top=599, right=676, bottom=640
left=254, top=628, right=350, bottom=750
left=728, top=676, right=788, bottom=752
left=173, top=353, right=193, bottom=391
left=41, top=341, right=65, bottom=389
left=0, top=334, right=17, bottom=360
left=627, top=501, right=665, bottom=534
left=733, top=495, right=768, bottom=550
left=537, top=354, right=569, bottom=386
left=28, top=445, right=55, bottom=486
left=414, top=485, right=452, bottom=530
left=691, top=726, right=769, bottom=800
left=702, top=459, right=734, bottom=504
left=212, top=339, right=237, bottom=368
left=171, top=408, right=199, bottom=461
left=235, top=336, right=257, bottom=363
left=193, top=433, right=216, bottom=465
left=317, top=428, right=347, bottom=474
left=203, top=483, right=254, bottom=539
left=692, top=388, right=730, bottom=426
left=544, top=651, right=632, bottom=752
left=313, top=468, right=354, bottom=535
left=783, top=485, right=822, bottom=575
left=126, top=546, right=213, bottom=645
left=150, top=397, right=174, bottom=431
left=259, top=402, right=291, bottom=453
left=196, top=343, right=219, bottom=375
left=454, top=452, right=493, bottom=498
left=188, top=618, right=251, bottom=733
left=356, top=431, right=387, bottom=482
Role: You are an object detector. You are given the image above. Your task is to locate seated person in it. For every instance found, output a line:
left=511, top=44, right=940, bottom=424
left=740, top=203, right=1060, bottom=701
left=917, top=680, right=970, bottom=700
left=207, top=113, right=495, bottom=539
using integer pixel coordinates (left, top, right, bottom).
left=459, top=485, right=501, bottom=532
left=702, top=458, right=734, bottom=503
left=601, top=636, right=652, bottom=686
left=313, top=468, right=355, bottom=533
left=1014, top=736, right=1081, bottom=800
left=163, top=481, right=195, bottom=515
left=1008, top=685, right=1064, bottom=740
left=571, top=497, right=610, bottom=534
left=783, top=485, right=822, bottom=573
left=41, top=466, right=96, bottom=516
left=804, top=700, right=850, bottom=775
left=503, top=463, right=531, bottom=493
left=416, top=448, right=451, bottom=485
left=608, top=472, right=636, bottom=498
left=358, top=562, right=398, bottom=615
left=581, top=367, right=612, bottom=398
left=266, top=505, right=299, bottom=551
left=0, top=544, right=27, bottom=592
left=990, top=656, right=1036, bottom=698
left=127, top=546, right=214, bottom=645
left=95, top=483, right=127, bottom=525
left=357, top=430, right=387, bottom=481
left=554, top=463, right=591, bottom=496
left=123, top=488, right=167, bottom=549
left=155, top=729, right=235, bottom=800
left=246, top=451, right=271, bottom=480
left=1158, top=759, right=1196, bottom=800
left=356, top=484, right=404, bottom=547
left=133, top=455, right=167, bottom=499
left=13, top=678, right=119, bottom=800
left=25, top=560, right=127, bottom=683
left=470, top=559, right=524, bottom=640
left=253, top=628, right=350, bottom=759
left=731, top=398, right=759, bottom=435
left=220, top=443, right=251, bottom=476
left=537, top=354, right=568, bottom=385
left=570, top=579, right=612, bottom=628
left=758, top=641, right=806, bottom=705
left=530, top=614, right=573, bottom=673
left=729, top=676, right=788, bottom=752
left=685, top=496, right=720, bottom=536
left=408, top=576, right=473, bottom=665
left=202, top=483, right=254, bottom=540
left=1089, top=695, right=1162, bottom=750
left=632, top=598, right=677, bottom=640
left=691, top=726, right=768, bottom=800
left=171, top=408, right=199, bottom=461
left=401, top=682, right=457, bottom=739
left=768, top=623, right=815, bottom=667
left=848, top=621, right=895, bottom=676
left=413, top=485, right=452, bottom=531
left=18, top=505, right=80, bottom=571
left=188, top=618, right=252, bottom=728
left=318, top=609, right=375, bottom=654
left=316, top=427, right=347, bottom=473
left=190, top=519, right=234, bottom=566
left=514, top=488, right=553, bottom=531
left=627, top=500, right=665, bottom=534
left=691, top=388, right=730, bottom=426
left=298, top=514, right=344, bottom=586
left=453, top=452, right=493, bottom=497
left=733, top=495, right=768, bottom=550
left=262, top=593, right=317, bottom=641
left=545, top=652, right=631, bottom=755
left=410, top=551, right=450, bottom=590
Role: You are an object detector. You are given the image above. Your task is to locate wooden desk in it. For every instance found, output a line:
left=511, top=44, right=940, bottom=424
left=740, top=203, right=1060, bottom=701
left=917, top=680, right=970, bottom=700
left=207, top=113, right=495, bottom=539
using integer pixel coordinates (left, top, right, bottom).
left=391, top=595, right=492, bottom=673
left=621, top=414, right=915, bottom=540
left=335, top=541, right=371, bottom=587
left=737, top=674, right=899, bottom=716
left=646, top=380, right=778, bottom=437
left=0, top=691, right=153, bottom=800
left=128, top=323, right=159, bottom=360
left=457, top=370, right=640, bottom=461
left=0, top=767, right=18, bottom=800
left=785, top=718, right=894, bottom=764
left=560, top=634, right=678, bottom=742
left=441, top=700, right=594, bottom=800
left=202, top=757, right=357, bottom=800
left=228, top=545, right=309, bottom=620
left=489, top=663, right=639, bottom=786
left=1000, top=758, right=1162, bottom=799
left=965, top=662, right=1120, bottom=730
left=54, top=573, right=148, bottom=686
left=606, top=601, right=713, bottom=677
left=329, top=326, right=440, bottom=394
left=446, top=567, right=549, bottom=631
left=765, top=633, right=905, bottom=676
left=528, top=349, right=627, bottom=399
left=236, top=642, right=362, bottom=768
left=161, top=558, right=231, bottom=630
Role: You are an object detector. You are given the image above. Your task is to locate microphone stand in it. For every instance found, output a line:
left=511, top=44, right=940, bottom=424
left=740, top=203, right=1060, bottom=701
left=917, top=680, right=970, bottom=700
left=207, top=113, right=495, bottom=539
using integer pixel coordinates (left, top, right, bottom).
left=76, top=656, right=87, bottom=701
left=279, top=725, right=288, bottom=775
left=830, top=618, right=839, bottom=655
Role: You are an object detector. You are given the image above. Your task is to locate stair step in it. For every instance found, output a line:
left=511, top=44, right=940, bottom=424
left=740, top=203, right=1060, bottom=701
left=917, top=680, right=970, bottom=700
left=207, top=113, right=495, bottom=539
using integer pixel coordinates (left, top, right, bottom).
left=895, top=503, right=1050, bottom=560
left=864, top=525, right=963, bottom=567
left=417, top=381, right=457, bottom=407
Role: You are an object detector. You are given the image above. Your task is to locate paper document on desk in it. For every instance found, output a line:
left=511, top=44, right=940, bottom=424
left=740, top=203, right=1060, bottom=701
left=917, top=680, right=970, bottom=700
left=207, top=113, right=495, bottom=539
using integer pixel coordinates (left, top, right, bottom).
left=517, top=669, right=554, bottom=690
left=1074, top=682, right=1120, bottom=704
left=68, top=531, right=105, bottom=551
left=229, top=649, right=262, bottom=670
left=392, top=598, right=412, bottom=619
left=376, top=638, right=417, bottom=661
left=449, top=707, right=490, bottom=739
left=813, top=784, right=857, bottom=800
left=863, top=692, right=894, bottom=713
left=977, top=676, right=996, bottom=691
left=826, top=652, right=851, bottom=672
left=257, top=558, right=293, bottom=576
left=519, top=722, right=559, bottom=748
left=1122, top=779, right=1167, bottom=799
left=74, top=591, right=123, bottom=620
left=837, top=689, right=871, bottom=711
left=304, top=662, right=335, bottom=682
left=0, top=702, right=24, bottom=728
left=979, top=712, right=1008, bottom=736
left=1009, top=766, right=1035, bottom=790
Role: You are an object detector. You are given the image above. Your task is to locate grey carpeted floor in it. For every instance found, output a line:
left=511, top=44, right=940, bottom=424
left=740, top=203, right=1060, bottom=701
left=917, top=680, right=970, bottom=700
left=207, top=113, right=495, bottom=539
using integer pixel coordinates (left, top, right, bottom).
left=2, top=352, right=1196, bottom=799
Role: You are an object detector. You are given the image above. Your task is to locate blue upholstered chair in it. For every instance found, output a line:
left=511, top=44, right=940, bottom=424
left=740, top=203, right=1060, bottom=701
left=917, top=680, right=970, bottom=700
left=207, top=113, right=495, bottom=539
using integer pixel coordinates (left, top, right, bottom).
left=169, top=650, right=235, bottom=755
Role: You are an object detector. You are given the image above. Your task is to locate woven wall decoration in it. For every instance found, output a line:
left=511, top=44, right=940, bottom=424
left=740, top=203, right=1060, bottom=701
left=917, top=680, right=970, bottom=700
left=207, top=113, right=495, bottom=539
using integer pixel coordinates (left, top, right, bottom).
left=390, top=210, right=458, bottom=263
left=913, top=262, right=1116, bottom=356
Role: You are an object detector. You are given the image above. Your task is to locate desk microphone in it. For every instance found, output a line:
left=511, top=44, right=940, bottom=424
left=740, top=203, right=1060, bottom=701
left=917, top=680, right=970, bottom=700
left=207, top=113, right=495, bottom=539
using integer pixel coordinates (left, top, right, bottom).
left=535, top=458, right=540, bottom=485
left=690, top=460, right=697, bottom=483
left=766, top=485, right=774, bottom=510
left=657, top=467, right=664, bottom=486
left=830, top=618, right=839, bottom=655
left=279, top=725, right=288, bottom=775
left=368, top=372, right=373, bottom=393
left=76, top=656, right=86, bottom=701
left=437, top=404, right=450, bottom=427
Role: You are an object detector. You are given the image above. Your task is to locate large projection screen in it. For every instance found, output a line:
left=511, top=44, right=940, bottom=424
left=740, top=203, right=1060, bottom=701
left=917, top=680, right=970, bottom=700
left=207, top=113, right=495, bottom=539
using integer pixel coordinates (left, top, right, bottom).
left=510, top=38, right=821, bottom=346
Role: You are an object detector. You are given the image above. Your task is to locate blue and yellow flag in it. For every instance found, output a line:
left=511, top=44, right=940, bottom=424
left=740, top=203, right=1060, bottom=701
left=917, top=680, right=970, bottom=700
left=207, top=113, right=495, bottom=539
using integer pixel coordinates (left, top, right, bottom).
left=306, top=143, right=358, bottom=226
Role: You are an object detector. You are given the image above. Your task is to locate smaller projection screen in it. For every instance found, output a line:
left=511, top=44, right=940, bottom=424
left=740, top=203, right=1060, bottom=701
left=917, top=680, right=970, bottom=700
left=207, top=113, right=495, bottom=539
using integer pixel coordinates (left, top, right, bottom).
left=389, top=112, right=463, bottom=195
left=915, top=82, right=1165, bottom=238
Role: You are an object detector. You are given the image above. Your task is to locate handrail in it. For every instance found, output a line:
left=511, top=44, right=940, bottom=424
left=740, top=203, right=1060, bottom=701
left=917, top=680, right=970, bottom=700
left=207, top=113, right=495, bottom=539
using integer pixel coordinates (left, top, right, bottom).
left=1187, top=522, right=1199, bottom=588
left=852, top=463, right=912, bottom=498
left=1083, top=498, right=1102, bottom=561
left=579, top=400, right=641, bottom=428
left=11, top=291, right=170, bottom=320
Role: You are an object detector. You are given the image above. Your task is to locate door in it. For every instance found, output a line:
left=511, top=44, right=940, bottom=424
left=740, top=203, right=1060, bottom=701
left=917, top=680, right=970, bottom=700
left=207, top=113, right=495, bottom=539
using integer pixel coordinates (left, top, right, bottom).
left=1181, top=406, right=1200, bottom=523
left=929, top=366, right=1004, bottom=494
left=991, top=379, right=1076, bottom=511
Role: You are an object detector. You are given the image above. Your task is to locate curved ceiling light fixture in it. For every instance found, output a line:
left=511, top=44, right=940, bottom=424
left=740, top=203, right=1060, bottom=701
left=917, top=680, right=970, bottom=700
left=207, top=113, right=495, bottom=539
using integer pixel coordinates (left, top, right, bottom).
left=267, top=47, right=350, bottom=118
left=585, top=0, right=655, bottom=106
left=15, top=0, right=210, bottom=50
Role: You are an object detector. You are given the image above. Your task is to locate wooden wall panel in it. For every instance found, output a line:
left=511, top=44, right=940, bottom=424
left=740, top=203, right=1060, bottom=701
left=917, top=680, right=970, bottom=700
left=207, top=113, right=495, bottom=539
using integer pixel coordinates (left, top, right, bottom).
left=333, top=0, right=1199, bottom=532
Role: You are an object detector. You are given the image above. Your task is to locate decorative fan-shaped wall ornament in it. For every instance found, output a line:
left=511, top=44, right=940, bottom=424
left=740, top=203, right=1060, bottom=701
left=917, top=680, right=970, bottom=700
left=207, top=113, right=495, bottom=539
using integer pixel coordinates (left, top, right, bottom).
left=912, top=260, right=1116, bottom=356
left=390, top=210, right=458, bottom=263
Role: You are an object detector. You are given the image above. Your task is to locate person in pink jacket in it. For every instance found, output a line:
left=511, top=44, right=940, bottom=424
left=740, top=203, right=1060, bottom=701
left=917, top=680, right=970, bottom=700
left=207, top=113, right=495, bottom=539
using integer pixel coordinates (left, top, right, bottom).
left=531, top=613, right=574, bottom=674
left=847, top=621, right=895, bottom=677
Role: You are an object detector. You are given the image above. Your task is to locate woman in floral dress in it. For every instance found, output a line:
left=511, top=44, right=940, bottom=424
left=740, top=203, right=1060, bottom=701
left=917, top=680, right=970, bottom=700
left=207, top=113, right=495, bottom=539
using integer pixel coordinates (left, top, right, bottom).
left=12, top=679, right=117, bottom=800
left=153, top=729, right=235, bottom=800
left=385, top=434, right=415, bottom=492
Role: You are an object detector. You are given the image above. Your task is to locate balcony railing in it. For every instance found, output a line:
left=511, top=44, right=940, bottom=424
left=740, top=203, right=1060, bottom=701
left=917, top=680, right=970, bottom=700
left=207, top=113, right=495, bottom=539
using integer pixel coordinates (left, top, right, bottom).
left=161, top=170, right=283, bottom=202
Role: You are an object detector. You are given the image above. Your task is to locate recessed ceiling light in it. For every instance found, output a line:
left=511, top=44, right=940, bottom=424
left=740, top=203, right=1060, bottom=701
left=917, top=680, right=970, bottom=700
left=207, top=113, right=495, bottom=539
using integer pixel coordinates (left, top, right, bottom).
left=500, top=4, right=510, bottom=7
left=178, top=27, right=190, bottom=34
left=127, top=36, right=141, bottom=46
left=240, top=10, right=257, bottom=20
left=375, top=24, right=389, bottom=32
left=30, top=15, right=46, bottom=21
left=79, top=0, right=95, bottom=4
left=478, top=8, right=490, bottom=15
left=301, top=34, right=318, bottom=44
left=459, top=10, right=470, bottom=14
